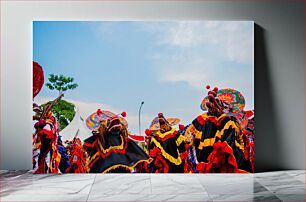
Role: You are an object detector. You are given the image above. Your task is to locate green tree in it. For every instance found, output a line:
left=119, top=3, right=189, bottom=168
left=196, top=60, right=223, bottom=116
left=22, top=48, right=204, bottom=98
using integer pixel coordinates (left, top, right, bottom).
left=42, top=100, right=76, bottom=131
left=45, top=74, right=78, bottom=96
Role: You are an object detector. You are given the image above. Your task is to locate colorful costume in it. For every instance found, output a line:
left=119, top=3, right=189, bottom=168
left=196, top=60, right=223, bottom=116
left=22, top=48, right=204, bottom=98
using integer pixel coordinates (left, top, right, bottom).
left=148, top=113, right=190, bottom=173
left=84, top=110, right=151, bottom=173
left=242, top=119, right=255, bottom=172
left=32, top=106, right=43, bottom=171
left=57, top=136, right=70, bottom=173
left=34, top=112, right=60, bottom=173
left=178, top=124, right=198, bottom=173
left=66, top=138, right=87, bottom=173
left=187, top=86, right=252, bottom=173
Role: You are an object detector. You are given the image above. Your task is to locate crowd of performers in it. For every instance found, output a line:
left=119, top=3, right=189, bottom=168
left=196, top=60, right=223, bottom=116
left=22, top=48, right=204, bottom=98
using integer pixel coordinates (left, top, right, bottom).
left=32, top=86, right=254, bottom=174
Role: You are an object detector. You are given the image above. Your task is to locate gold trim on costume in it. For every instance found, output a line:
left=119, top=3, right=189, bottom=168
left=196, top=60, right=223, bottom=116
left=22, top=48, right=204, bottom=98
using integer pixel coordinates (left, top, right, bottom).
left=150, top=137, right=182, bottom=165
left=155, top=128, right=176, bottom=138
left=235, top=140, right=244, bottom=151
left=86, top=136, right=125, bottom=168
left=200, top=113, right=227, bottom=121
left=198, top=137, right=216, bottom=149
left=197, top=120, right=244, bottom=151
left=97, top=135, right=125, bottom=154
left=185, top=125, right=202, bottom=139
left=215, top=120, right=239, bottom=139
left=102, top=158, right=153, bottom=173
left=87, top=151, right=100, bottom=167
left=187, top=112, right=227, bottom=139
left=216, top=120, right=244, bottom=152
left=176, top=134, right=185, bottom=146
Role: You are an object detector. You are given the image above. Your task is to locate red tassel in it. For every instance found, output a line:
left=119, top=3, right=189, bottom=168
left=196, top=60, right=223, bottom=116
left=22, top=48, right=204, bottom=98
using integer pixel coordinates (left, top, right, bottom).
left=145, top=129, right=151, bottom=136
left=179, top=124, right=185, bottom=131
left=208, top=91, right=216, bottom=97
left=97, top=109, right=102, bottom=116
left=121, top=111, right=127, bottom=117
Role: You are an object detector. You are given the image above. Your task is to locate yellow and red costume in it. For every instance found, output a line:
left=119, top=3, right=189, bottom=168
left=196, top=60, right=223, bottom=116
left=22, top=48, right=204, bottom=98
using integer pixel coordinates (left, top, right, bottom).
left=187, top=86, right=252, bottom=173
left=148, top=113, right=190, bottom=173
left=188, top=113, right=250, bottom=173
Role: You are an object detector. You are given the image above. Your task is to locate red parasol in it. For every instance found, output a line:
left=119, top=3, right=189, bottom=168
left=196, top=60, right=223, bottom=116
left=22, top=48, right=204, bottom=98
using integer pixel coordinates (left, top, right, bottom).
left=33, top=61, right=44, bottom=98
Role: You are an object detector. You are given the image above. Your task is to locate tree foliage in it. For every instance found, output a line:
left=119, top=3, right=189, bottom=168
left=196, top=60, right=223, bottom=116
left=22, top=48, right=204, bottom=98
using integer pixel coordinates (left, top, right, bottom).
left=42, top=100, right=76, bottom=131
left=45, top=74, right=78, bottom=95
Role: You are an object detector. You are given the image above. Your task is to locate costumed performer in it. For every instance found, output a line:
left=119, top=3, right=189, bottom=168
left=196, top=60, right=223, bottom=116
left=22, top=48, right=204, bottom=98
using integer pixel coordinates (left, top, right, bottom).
left=83, top=110, right=151, bottom=173
left=147, top=113, right=191, bottom=173
left=186, top=86, right=252, bottom=173
left=34, top=111, right=60, bottom=173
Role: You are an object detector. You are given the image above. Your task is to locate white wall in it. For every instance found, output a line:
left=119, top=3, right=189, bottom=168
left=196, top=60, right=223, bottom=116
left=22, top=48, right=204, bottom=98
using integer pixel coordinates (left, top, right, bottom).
left=1, top=0, right=304, bottom=171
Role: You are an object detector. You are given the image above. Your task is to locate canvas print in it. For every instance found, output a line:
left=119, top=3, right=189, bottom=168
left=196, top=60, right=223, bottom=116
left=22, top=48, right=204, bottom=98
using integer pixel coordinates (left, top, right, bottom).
left=33, top=21, right=254, bottom=173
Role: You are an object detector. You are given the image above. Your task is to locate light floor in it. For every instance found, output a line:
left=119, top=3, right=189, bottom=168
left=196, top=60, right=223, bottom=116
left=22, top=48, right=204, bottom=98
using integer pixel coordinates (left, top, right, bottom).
left=1, top=170, right=305, bottom=202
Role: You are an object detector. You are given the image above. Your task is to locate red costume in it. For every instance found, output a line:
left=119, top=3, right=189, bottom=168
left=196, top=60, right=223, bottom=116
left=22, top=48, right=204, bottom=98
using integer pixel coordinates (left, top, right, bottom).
left=66, top=138, right=87, bottom=173
left=34, top=112, right=60, bottom=173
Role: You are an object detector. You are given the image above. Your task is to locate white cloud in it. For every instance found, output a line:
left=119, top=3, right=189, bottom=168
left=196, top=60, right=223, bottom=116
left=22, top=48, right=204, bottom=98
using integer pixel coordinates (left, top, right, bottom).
left=149, top=21, right=254, bottom=65
left=156, top=52, right=213, bottom=88
left=34, top=96, right=153, bottom=135
left=139, top=21, right=254, bottom=109
left=86, top=21, right=123, bottom=42
left=154, top=53, right=254, bottom=109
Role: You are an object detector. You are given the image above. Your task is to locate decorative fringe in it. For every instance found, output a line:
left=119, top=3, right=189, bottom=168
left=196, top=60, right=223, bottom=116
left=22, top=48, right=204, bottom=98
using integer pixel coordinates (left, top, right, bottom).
left=196, top=141, right=249, bottom=173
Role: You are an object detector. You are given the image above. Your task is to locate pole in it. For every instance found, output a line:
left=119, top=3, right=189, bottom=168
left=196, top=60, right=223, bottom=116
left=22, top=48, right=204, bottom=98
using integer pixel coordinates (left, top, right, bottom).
left=138, top=101, right=144, bottom=136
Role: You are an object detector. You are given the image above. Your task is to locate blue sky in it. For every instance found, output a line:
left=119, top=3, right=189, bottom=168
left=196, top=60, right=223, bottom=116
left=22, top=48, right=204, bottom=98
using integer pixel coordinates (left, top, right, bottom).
left=33, top=21, right=254, bottom=135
